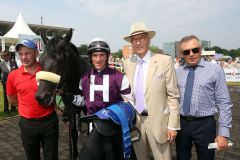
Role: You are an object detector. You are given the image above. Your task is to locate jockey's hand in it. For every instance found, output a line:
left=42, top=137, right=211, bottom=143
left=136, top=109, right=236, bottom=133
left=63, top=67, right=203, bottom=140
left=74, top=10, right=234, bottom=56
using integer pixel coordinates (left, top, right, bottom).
left=215, top=136, right=229, bottom=151
left=167, top=129, right=177, bottom=143
left=72, top=95, right=85, bottom=107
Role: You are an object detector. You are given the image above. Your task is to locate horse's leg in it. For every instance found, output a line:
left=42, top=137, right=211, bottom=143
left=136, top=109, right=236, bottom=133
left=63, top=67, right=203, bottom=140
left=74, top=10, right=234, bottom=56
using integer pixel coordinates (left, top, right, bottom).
left=70, top=110, right=78, bottom=159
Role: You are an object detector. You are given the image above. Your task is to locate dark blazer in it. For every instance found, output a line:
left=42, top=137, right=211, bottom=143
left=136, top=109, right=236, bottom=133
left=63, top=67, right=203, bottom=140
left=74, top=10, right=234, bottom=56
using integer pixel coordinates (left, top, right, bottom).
left=0, top=61, right=10, bottom=85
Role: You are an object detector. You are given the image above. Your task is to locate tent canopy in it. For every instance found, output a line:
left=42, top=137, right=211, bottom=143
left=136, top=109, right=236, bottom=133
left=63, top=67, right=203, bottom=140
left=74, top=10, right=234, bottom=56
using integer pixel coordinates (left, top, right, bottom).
left=3, top=12, right=36, bottom=43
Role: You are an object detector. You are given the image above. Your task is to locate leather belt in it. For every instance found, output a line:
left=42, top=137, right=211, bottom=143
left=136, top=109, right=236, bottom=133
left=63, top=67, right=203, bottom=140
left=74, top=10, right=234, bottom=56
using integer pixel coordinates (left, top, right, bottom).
left=180, top=115, right=213, bottom=121
left=21, top=112, right=56, bottom=121
left=140, top=110, right=148, bottom=116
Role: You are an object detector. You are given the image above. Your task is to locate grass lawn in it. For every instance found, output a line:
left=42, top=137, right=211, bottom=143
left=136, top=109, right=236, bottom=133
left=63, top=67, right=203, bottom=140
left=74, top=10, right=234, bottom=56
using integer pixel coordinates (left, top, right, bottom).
left=0, top=83, right=18, bottom=120
left=227, top=82, right=240, bottom=86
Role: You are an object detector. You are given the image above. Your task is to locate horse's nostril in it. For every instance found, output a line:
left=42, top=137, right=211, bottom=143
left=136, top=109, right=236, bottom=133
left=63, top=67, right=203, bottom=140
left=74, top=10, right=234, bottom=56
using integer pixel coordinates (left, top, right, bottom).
left=44, top=93, right=51, bottom=101
left=35, top=94, right=43, bottom=102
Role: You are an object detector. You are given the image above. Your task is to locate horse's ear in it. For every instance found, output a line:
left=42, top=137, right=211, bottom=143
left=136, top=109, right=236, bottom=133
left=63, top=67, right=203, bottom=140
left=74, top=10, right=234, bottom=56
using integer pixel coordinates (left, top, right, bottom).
left=58, top=28, right=73, bottom=48
left=64, top=28, right=73, bottom=42
left=41, top=33, right=49, bottom=45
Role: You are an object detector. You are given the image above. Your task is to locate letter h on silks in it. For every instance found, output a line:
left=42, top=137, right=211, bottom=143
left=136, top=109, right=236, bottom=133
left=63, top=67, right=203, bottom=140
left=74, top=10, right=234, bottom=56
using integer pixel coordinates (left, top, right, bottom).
left=90, top=75, right=109, bottom=102
left=95, top=102, right=136, bottom=159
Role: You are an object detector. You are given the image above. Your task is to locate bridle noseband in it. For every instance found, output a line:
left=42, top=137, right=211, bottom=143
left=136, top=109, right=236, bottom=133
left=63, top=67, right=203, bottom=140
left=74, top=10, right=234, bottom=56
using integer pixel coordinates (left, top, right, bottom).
left=36, top=71, right=65, bottom=108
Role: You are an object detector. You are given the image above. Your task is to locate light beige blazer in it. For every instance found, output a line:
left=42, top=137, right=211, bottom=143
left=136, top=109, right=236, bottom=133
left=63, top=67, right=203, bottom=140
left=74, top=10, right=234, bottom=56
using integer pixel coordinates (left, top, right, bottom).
left=124, top=52, right=180, bottom=144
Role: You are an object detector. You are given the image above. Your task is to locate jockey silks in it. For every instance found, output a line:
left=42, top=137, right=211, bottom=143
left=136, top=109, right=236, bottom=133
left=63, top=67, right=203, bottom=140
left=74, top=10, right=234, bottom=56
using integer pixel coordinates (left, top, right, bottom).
left=81, top=66, right=131, bottom=115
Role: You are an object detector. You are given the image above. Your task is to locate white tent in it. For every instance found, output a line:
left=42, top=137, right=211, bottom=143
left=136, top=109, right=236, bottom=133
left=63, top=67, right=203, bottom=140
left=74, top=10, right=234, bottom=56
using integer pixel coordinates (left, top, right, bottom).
left=1, top=12, right=37, bottom=51
left=3, top=12, right=36, bottom=43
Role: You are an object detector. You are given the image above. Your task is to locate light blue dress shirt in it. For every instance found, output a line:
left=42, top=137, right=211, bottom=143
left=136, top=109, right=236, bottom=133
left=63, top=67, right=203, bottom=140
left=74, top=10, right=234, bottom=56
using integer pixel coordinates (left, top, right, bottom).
left=176, top=59, right=232, bottom=137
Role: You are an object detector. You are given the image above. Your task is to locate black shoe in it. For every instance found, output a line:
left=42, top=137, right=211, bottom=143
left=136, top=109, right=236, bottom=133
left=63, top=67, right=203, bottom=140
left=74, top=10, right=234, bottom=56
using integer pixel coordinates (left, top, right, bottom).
left=4, top=110, right=10, bottom=114
left=10, top=106, right=17, bottom=111
left=11, top=108, right=16, bottom=111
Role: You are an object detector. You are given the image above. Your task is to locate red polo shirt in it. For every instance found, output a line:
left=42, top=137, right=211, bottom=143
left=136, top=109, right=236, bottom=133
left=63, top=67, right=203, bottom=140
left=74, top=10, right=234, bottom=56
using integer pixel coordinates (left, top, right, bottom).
left=6, top=63, right=55, bottom=118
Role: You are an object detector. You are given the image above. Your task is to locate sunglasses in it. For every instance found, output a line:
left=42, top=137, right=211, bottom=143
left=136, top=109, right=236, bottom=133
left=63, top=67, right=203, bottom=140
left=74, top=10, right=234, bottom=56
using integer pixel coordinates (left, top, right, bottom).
left=182, top=47, right=200, bottom=56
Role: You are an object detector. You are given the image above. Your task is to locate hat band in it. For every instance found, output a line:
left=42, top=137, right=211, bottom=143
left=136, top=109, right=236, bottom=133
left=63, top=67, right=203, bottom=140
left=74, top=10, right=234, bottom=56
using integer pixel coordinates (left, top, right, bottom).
left=131, top=30, right=148, bottom=36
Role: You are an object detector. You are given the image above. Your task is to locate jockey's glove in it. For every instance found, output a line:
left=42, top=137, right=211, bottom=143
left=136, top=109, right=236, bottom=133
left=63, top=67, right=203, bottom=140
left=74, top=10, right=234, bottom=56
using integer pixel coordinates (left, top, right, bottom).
left=72, top=95, right=85, bottom=107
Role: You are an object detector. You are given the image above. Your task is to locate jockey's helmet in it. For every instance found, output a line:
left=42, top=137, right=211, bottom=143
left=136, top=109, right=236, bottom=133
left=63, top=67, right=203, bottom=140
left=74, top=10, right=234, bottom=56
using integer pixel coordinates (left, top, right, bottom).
left=88, top=37, right=110, bottom=55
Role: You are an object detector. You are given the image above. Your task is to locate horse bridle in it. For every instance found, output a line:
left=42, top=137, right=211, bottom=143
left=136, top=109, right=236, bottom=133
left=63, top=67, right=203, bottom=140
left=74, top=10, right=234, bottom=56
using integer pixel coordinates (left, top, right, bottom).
left=36, top=71, right=65, bottom=109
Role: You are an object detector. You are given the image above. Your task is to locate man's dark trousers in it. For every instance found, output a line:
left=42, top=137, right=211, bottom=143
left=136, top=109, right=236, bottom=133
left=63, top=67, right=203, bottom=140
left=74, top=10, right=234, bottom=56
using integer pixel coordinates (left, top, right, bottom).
left=2, top=84, right=9, bottom=112
left=19, top=112, right=59, bottom=160
left=176, top=116, right=216, bottom=160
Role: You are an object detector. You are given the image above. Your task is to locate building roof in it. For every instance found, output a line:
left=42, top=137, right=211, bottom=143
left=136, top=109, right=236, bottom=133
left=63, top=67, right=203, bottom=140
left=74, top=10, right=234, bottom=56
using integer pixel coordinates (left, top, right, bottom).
left=0, top=13, right=70, bottom=40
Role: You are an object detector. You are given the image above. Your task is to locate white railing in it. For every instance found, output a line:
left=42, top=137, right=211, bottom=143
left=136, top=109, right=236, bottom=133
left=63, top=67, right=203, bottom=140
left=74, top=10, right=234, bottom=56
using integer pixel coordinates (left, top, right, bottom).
left=224, top=68, right=240, bottom=82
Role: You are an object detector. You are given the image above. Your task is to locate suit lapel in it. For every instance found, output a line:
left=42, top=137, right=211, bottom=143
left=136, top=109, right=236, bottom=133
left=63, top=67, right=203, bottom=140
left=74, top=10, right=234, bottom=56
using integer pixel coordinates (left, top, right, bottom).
left=145, top=53, right=157, bottom=94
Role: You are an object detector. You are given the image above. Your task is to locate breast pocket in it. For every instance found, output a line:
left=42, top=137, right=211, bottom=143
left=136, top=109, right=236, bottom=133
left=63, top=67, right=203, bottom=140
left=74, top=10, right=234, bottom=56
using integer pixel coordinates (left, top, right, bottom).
left=146, top=74, right=165, bottom=96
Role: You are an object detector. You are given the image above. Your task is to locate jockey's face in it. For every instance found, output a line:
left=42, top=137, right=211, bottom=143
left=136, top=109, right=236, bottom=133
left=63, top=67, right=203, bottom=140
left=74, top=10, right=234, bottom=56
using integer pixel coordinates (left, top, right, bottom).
left=91, top=51, right=108, bottom=70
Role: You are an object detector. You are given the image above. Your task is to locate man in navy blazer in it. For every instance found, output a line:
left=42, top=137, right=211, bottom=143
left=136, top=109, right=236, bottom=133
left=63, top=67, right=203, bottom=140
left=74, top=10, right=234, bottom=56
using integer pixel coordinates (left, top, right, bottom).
left=0, top=50, right=17, bottom=112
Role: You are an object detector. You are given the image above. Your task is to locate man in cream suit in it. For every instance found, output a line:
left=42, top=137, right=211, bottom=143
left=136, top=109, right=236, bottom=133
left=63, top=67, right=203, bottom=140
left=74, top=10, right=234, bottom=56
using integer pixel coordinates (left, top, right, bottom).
left=123, top=22, right=180, bottom=160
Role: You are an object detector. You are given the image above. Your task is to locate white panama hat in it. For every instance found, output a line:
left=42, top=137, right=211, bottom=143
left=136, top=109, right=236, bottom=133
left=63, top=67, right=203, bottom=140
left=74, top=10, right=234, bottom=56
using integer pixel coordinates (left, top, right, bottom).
left=124, top=22, right=156, bottom=42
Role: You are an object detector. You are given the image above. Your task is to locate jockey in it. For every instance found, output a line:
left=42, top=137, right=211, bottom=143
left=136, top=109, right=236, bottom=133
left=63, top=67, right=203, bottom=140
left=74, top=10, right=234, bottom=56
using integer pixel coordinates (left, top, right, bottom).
left=72, top=38, right=135, bottom=160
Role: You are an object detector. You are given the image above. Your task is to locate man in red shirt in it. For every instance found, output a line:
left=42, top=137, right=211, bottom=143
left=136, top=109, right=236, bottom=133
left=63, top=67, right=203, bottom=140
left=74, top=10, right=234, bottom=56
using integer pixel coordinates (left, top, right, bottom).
left=7, top=39, right=59, bottom=160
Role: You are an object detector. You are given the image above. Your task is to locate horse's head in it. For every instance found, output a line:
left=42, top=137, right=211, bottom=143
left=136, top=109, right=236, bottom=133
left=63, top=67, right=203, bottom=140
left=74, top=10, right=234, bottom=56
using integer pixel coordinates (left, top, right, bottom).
left=35, top=29, right=89, bottom=106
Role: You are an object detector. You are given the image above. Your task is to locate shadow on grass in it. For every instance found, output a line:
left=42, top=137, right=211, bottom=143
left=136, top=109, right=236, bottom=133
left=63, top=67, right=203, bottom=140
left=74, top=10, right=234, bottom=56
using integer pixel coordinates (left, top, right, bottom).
left=0, top=110, right=18, bottom=120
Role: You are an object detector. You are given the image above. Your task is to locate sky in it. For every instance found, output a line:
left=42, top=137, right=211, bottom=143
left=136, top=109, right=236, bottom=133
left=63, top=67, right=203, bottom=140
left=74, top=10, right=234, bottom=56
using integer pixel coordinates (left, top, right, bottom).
left=0, top=0, right=240, bottom=52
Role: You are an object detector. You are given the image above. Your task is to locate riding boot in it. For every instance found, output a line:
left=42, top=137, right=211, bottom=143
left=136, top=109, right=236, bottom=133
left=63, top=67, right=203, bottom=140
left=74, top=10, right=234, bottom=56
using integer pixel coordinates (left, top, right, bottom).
left=102, top=136, right=115, bottom=160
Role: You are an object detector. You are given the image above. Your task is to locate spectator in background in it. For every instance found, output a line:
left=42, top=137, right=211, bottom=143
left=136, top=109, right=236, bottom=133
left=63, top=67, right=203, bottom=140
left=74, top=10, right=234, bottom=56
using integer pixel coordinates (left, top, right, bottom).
left=174, top=56, right=180, bottom=69
left=201, top=51, right=217, bottom=64
left=209, top=55, right=217, bottom=64
left=235, top=57, right=240, bottom=68
left=227, top=59, right=235, bottom=68
left=0, top=50, right=16, bottom=112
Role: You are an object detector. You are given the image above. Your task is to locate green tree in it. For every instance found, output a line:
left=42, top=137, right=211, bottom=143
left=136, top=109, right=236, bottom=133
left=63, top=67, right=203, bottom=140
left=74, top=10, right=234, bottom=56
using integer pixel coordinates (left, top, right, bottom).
left=210, top=46, right=222, bottom=53
left=112, top=49, right=122, bottom=58
left=229, top=48, right=240, bottom=58
left=205, top=46, right=240, bottom=58
left=149, top=45, right=161, bottom=53
left=206, top=46, right=229, bottom=55
left=78, top=44, right=88, bottom=55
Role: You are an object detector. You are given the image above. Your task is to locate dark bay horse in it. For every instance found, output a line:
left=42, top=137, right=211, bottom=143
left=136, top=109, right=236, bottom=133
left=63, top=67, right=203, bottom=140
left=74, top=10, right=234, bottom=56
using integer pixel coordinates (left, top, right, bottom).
left=35, top=29, right=90, bottom=160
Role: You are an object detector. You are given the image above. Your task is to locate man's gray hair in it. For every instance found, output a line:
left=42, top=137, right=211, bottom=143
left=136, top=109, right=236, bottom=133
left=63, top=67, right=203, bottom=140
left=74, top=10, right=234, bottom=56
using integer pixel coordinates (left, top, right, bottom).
left=179, top=35, right=202, bottom=52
